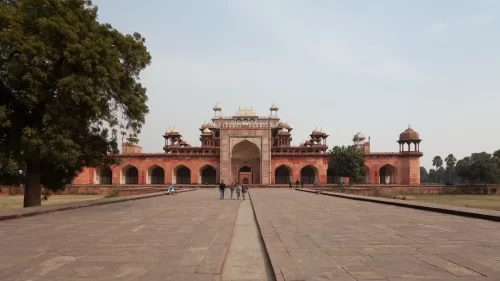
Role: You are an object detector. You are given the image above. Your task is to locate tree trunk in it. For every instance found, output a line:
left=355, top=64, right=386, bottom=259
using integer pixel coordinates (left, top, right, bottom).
left=24, top=158, right=41, bottom=207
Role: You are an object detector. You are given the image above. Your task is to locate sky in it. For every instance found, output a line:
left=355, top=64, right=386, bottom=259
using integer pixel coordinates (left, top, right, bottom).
left=92, top=0, right=500, bottom=170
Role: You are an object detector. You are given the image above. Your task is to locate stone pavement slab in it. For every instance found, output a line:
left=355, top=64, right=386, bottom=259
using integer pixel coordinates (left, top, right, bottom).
left=251, top=189, right=500, bottom=281
left=0, top=189, right=195, bottom=221
left=0, top=189, right=238, bottom=280
left=297, top=188, right=500, bottom=222
left=221, top=198, right=274, bottom=281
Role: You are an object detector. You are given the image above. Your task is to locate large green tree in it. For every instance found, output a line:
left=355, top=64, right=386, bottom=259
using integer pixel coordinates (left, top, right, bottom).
left=455, top=152, right=500, bottom=184
left=328, top=145, right=365, bottom=185
left=0, top=0, right=151, bottom=207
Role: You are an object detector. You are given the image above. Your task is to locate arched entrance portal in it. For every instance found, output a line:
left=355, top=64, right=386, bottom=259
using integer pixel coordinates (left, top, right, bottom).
left=174, top=166, right=191, bottom=184
left=275, top=165, right=291, bottom=184
left=148, top=165, right=164, bottom=184
left=379, top=164, right=397, bottom=184
left=301, top=165, right=318, bottom=184
left=96, top=167, right=112, bottom=184
left=122, top=165, right=138, bottom=184
left=238, top=165, right=252, bottom=185
left=231, top=140, right=260, bottom=184
left=200, top=165, right=217, bottom=184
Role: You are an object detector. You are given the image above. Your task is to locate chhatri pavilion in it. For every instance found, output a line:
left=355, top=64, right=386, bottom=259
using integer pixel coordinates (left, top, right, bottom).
left=73, top=103, right=423, bottom=186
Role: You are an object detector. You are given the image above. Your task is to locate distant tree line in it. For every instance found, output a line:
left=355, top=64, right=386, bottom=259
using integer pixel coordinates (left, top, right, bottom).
left=420, top=150, right=500, bottom=184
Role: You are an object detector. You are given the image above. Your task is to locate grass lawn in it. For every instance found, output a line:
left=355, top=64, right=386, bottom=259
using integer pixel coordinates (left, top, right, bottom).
left=0, top=195, right=104, bottom=211
left=408, top=195, right=500, bottom=211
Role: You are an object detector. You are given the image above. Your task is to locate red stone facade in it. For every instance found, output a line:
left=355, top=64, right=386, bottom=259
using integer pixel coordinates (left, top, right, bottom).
left=73, top=105, right=423, bottom=186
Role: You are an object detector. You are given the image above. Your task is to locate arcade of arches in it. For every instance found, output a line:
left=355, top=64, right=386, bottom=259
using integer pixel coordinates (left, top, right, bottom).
left=86, top=160, right=404, bottom=186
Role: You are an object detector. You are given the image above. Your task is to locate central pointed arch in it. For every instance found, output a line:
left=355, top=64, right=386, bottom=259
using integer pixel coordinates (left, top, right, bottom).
left=239, top=165, right=252, bottom=172
left=231, top=139, right=261, bottom=184
left=275, top=165, right=292, bottom=184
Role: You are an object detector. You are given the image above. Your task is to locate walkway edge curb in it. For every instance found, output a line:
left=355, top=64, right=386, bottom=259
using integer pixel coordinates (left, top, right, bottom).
left=248, top=192, right=281, bottom=281
left=296, top=188, right=500, bottom=222
left=0, top=189, right=196, bottom=222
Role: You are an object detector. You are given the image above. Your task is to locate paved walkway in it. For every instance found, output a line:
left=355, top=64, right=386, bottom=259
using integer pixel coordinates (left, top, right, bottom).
left=3, top=189, right=500, bottom=281
left=0, top=190, right=239, bottom=281
left=221, top=198, right=274, bottom=281
left=251, top=189, right=500, bottom=281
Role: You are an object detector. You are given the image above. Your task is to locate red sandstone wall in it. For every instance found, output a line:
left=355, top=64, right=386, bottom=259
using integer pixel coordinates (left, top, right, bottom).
left=73, top=153, right=421, bottom=185
left=409, top=157, right=420, bottom=184
left=73, top=167, right=95, bottom=185
left=364, top=156, right=401, bottom=184
left=73, top=157, right=220, bottom=185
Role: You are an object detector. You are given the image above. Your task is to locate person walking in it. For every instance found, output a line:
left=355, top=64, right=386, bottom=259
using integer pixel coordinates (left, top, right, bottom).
left=242, top=185, right=247, bottom=200
left=230, top=183, right=235, bottom=199
left=219, top=180, right=226, bottom=199
left=295, top=179, right=300, bottom=189
left=235, top=184, right=241, bottom=200
left=288, top=181, right=292, bottom=190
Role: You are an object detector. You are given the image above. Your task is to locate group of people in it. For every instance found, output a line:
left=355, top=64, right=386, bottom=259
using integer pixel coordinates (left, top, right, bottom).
left=288, top=179, right=305, bottom=190
left=218, top=181, right=248, bottom=200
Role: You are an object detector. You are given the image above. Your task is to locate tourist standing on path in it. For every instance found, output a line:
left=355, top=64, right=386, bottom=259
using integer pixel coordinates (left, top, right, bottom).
left=242, top=185, right=247, bottom=200
left=295, top=179, right=300, bottom=189
left=235, top=184, right=241, bottom=200
left=219, top=180, right=226, bottom=199
left=230, top=183, right=235, bottom=199
left=288, top=182, right=292, bottom=190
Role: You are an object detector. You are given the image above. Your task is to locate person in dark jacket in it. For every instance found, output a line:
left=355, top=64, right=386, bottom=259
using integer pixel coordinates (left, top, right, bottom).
left=219, top=181, right=226, bottom=199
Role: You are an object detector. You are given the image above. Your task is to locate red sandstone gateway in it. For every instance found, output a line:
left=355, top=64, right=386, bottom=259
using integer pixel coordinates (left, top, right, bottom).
left=73, top=104, right=422, bottom=186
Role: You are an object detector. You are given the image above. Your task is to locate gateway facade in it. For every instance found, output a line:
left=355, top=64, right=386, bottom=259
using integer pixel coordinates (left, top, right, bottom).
left=73, top=104, right=423, bottom=186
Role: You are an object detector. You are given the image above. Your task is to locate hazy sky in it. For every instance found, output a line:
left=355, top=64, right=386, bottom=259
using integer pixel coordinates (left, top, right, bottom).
left=93, top=0, right=500, bottom=169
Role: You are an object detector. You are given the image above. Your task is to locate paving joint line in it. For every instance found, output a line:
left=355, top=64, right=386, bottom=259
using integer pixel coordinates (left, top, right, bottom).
left=248, top=191, right=279, bottom=281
